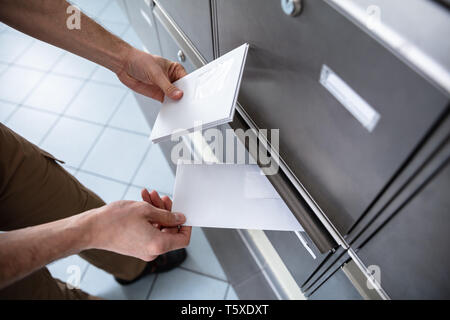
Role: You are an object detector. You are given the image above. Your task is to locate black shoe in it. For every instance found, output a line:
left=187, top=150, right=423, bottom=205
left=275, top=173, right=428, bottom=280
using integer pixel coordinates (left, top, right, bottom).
left=114, top=248, right=187, bottom=286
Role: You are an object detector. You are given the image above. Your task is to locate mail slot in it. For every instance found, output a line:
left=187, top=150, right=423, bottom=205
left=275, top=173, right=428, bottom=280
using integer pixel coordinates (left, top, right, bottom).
left=265, top=230, right=332, bottom=288
left=216, top=0, right=449, bottom=236
left=154, top=18, right=197, bottom=73
left=309, top=267, right=363, bottom=300
left=155, top=0, right=214, bottom=62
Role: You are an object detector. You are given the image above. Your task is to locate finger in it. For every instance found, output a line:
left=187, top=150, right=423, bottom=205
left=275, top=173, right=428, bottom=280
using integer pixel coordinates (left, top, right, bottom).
left=141, top=188, right=151, bottom=203
left=161, top=196, right=172, bottom=211
left=169, top=63, right=187, bottom=82
left=150, top=190, right=165, bottom=210
left=146, top=206, right=186, bottom=227
left=118, top=73, right=165, bottom=102
left=179, top=226, right=192, bottom=239
left=152, top=71, right=183, bottom=101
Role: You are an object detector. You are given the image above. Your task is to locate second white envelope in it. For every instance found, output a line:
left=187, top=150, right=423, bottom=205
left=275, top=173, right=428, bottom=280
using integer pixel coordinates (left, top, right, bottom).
left=172, top=163, right=303, bottom=231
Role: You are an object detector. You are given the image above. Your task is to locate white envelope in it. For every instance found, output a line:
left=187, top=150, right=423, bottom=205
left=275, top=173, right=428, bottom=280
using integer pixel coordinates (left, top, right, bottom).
left=150, top=43, right=249, bottom=143
left=172, top=163, right=303, bottom=231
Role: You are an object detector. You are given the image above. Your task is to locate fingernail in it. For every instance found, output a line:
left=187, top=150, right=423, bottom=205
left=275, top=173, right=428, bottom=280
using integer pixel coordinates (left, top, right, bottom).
left=172, top=89, right=183, bottom=98
left=175, top=213, right=185, bottom=222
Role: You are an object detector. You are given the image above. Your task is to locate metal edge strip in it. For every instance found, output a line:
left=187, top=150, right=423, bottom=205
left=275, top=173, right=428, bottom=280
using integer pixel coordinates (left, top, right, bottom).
left=347, top=248, right=390, bottom=300
left=237, top=229, right=306, bottom=300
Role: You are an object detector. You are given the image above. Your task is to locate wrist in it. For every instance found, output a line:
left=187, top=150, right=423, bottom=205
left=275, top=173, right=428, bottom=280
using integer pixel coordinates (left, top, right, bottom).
left=112, top=41, right=134, bottom=76
left=67, top=209, right=100, bottom=252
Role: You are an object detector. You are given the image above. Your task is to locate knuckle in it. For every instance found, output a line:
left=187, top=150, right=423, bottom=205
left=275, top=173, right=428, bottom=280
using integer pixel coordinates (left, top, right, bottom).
left=139, top=201, right=152, bottom=212
left=165, top=84, right=177, bottom=93
left=171, top=62, right=184, bottom=73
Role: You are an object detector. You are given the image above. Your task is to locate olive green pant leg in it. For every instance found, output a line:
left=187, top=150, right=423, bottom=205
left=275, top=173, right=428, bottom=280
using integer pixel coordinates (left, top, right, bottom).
left=0, top=124, right=146, bottom=299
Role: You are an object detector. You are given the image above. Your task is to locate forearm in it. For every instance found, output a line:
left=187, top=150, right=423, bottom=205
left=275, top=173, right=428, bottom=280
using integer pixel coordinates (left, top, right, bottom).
left=0, top=0, right=131, bottom=73
left=0, top=210, right=94, bottom=290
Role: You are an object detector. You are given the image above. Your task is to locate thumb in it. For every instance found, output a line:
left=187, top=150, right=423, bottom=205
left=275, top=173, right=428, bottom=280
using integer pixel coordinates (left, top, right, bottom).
left=153, top=72, right=183, bottom=101
left=147, top=206, right=186, bottom=227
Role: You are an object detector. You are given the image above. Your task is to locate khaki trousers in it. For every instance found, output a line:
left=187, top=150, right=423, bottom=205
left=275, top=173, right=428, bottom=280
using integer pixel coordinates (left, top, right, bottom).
left=0, top=123, right=147, bottom=299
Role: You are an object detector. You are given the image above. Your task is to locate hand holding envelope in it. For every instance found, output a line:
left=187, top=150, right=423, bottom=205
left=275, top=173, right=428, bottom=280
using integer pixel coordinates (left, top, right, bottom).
left=150, top=43, right=249, bottom=143
left=150, top=44, right=303, bottom=232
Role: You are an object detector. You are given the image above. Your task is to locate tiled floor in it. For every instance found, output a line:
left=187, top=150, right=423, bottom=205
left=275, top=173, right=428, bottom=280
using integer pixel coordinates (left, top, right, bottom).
left=0, top=0, right=237, bottom=300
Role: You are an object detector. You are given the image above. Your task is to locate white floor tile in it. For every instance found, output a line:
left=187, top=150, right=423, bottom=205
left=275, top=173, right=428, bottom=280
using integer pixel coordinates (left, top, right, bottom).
left=0, top=62, right=9, bottom=74
left=133, top=144, right=175, bottom=195
left=52, top=52, right=98, bottom=79
left=65, top=81, right=126, bottom=124
left=63, top=166, right=77, bottom=176
left=82, top=127, right=150, bottom=182
left=225, top=286, right=239, bottom=300
left=15, top=40, right=64, bottom=71
left=81, top=264, right=155, bottom=300
left=90, top=66, right=123, bottom=87
left=1, top=26, right=32, bottom=37
left=40, top=117, right=103, bottom=167
left=149, top=268, right=228, bottom=300
left=122, top=186, right=144, bottom=201
left=48, top=255, right=89, bottom=284
left=0, top=32, right=34, bottom=63
left=122, top=185, right=171, bottom=202
left=182, top=227, right=228, bottom=281
left=24, top=74, right=84, bottom=113
left=109, top=92, right=151, bottom=135
left=70, top=0, right=110, bottom=18
left=76, top=171, right=128, bottom=204
left=0, top=100, right=17, bottom=122
left=0, top=66, right=44, bottom=103
left=98, top=1, right=129, bottom=24
left=5, top=107, right=58, bottom=145
left=98, top=19, right=129, bottom=37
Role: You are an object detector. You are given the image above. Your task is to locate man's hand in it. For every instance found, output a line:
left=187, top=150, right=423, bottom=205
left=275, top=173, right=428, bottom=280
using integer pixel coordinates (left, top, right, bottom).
left=87, top=198, right=191, bottom=262
left=141, top=189, right=192, bottom=237
left=117, top=48, right=187, bottom=102
left=0, top=191, right=191, bottom=289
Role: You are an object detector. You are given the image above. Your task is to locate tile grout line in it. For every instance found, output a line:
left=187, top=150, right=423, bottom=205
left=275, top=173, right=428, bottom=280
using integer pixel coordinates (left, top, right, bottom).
left=3, top=60, right=126, bottom=89
left=2, top=36, right=47, bottom=123
left=36, top=51, right=93, bottom=146
left=145, top=274, right=158, bottom=300
left=37, top=46, right=109, bottom=148
left=80, top=263, right=91, bottom=283
left=120, top=142, right=152, bottom=200
left=75, top=167, right=172, bottom=199
left=34, top=51, right=74, bottom=143
left=178, top=266, right=229, bottom=284
left=73, top=88, right=129, bottom=175
left=1, top=15, right=135, bottom=150
left=75, top=168, right=154, bottom=192
left=14, top=102, right=150, bottom=137
left=3, top=73, right=48, bottom=124
left=223, top=283, right=230, bottom=300
left=4, top=9, right=164, bottom=187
